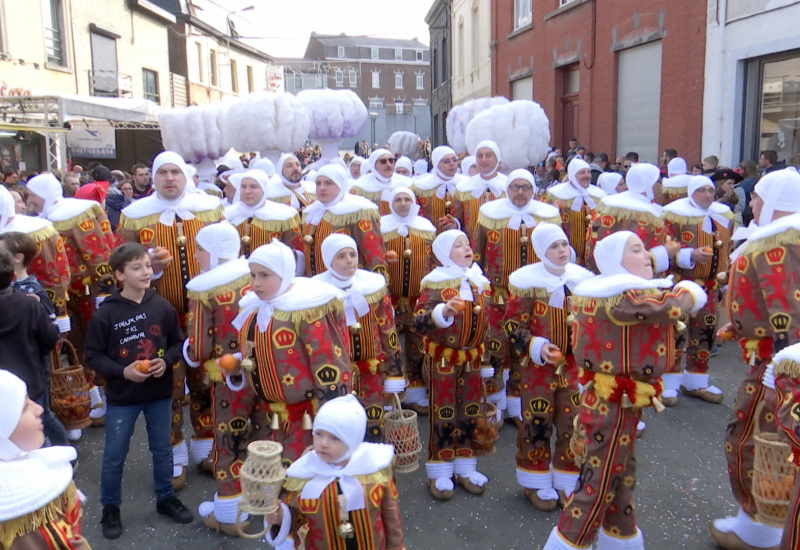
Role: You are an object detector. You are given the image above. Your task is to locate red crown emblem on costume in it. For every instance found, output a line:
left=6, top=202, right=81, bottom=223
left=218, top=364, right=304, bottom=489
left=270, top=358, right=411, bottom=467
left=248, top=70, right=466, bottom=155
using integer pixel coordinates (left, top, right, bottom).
left=441, top=288, right=458, bottom=301
left=487, top=230, right=501, bottom=243
left=534, top=300, right=548, bottom=317
left=358, top=219, right=373, bottom=232
left=79, top=219, right=95, bottom=232
left=139, top=228, right=155, bottom=243
left=765, top=247, right=786, bottom=265
left=272, top=327, right=296, bottom=348
left=601, top=215, right=615, bottom=228
left=682, top=231, right=694, bottom=242
left=418, top=196, right=428, bottom=206
left=100, top=220, right=111, bottom=232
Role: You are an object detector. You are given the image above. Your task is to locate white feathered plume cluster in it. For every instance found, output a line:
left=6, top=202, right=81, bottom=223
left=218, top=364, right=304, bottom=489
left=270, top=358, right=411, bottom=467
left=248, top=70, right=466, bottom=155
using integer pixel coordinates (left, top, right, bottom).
left=158, top=102, right=229, bottom=164
left=297, top=89, right=368, bottom=140
left=445, top=96, right=509, bottom=155
left=388, top=131, right=419, bottom=158
left=223, top=92, right=309, bottom=154
left=465, top=100, right=551, bottom=171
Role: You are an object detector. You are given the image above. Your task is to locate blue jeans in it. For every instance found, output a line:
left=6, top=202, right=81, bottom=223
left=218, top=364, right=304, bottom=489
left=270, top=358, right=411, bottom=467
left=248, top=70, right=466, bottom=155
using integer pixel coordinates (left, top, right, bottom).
left=100, top=398, right=174, bottom=507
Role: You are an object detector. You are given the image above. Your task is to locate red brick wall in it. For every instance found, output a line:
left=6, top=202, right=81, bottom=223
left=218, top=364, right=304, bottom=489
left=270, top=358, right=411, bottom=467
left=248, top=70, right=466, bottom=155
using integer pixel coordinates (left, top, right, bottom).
left=491, top=0, right=706, bottom=164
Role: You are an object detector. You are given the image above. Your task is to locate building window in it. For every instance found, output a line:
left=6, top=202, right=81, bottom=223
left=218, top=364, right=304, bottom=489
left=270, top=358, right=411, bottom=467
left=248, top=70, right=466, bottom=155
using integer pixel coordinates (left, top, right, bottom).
left=565, top=66, right=580, bottom=95
left=371, top=48, right=379, bottom=60
left=416, top=50, right=424, bottom=61
left=230, top=59, right=239, bottom=93
left=337, top=45, right=345, bottom=57
left=294, top=74, right=303, bottom=91
left=335, top=69, right=343, bottom=86
left=514, top=0, right=532, bottom=29
left=196, top=42, right=203, bottom=82
left=471, top=7, right=479, bottom=71
left=560, top=0, right=577, bottom=5
left=371, top=71, right=380, bottom=88
left=395, top=73, right=403, bottom=89
left=142, top=69, right=159, bottom=102
left=43, top=0, right=66, bottom=66
left=743, top=50, right=800, bottom=165
left=457, top=22, right=464, bottom=77
left=247, top=65, right=254, bottom=92
left=209, top=49, right=218, bottom=87
left=316, top=73, right=325, bottom=88
left=395, top=49, right=403, bottom=61
left=349, top=69, right=357, bottom=86
left=416, top=73, right=424, bottom=90
left=395, top=101, right=404, bottom=115
left=369, top=97, right=383, bottom=109
left=413, top=98, right=427, bottom=106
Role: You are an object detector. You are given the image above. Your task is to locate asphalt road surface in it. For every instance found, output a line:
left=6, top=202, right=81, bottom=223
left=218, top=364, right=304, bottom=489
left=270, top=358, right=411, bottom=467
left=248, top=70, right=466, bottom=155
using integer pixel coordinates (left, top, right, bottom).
left=73, top=340, right=748, bottom=549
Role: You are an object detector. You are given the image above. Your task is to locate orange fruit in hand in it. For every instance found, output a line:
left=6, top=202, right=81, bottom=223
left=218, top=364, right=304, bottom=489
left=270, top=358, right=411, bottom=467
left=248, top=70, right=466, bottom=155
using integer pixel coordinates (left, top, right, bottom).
left=549, top=350, right=565, bottom=364
left=701, top=246, right=713, bottom=254
left=450, top=299, right=466, bottom=313
left=218, top=353, right=240, bottom=373
left=152, top=247, right=173, bottom=262
left=136, top=359, right=152, bottom=373
left=717, top=327, right=736, bottom=341
left=386, top=250, right=399, bottom=262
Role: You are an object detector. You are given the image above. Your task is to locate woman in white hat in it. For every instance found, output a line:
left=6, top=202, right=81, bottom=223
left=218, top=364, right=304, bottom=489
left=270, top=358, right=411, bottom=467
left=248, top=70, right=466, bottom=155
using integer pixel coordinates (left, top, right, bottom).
left=313, top=234, right=405, bottom=442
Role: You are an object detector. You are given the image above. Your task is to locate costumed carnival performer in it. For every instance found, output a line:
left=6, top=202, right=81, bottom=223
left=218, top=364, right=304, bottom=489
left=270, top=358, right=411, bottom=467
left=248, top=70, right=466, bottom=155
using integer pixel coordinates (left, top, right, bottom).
left=710, top=167, right=800, bottom=550
left=303, top=165, right=387, bottom=278
left=26, top=173, right=116, bottom=432
left=350, top=149, right=413, bottom=215
left=0, top=370, right=87, bottom=550
left=542, top=231, right=706, bottom=550
left=453, top=140, right=508, bottom=239
left=223, top=169, right=303, bottom=260
left=412, top=229, right=493, bottom=501
left=265, top=394, right=405, bottom=550
left=117, top=150, right=223, bottom=489
left=544, top=158, right=606, bottom=266
left=475, top=169, right=562, bottom=424
left=659, top=157, right=692, bottom=206
left=662, top=175, right=733, bottom=404
left=412, top=145, right=465, bottom=234
left=502, top=223, right=593, bottom=511
left=182, top=222, right=261, bottom=536
left=313, top=234, right=405, bottom=442
left=266, top=154, right=317, bottom=211
left=380, top=187, right=436, bottom=414
left=231, top=240, right=352, bottom=463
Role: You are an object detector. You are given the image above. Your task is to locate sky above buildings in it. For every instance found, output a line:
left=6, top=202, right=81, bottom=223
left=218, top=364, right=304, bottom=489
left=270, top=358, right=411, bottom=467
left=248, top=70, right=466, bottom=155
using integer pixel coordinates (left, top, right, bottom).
left=218, top=0, right=433, bottom=58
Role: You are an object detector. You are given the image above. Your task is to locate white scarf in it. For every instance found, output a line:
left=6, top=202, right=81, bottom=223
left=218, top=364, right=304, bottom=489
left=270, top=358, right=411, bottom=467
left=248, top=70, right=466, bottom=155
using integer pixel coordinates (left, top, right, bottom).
left=529, top=223, right=585, bottom=307
left=429, top=145, right=458, bottom=199
left=316, top=234, right=374, bottom=326
left=232, top=241, right=296, bottom=332
left=287, top=443, right=394, bottom=512
left=566, top=159, right=596, bottom=211
left=423, top=229, right=489, bottom=301
left=304, top=165, right=349, bottom=226
left=380, top=187, right=433, bottom=237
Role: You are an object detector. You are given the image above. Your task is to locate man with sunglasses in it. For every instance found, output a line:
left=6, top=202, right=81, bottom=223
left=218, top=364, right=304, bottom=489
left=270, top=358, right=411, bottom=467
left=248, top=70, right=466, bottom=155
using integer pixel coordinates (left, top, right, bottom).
left=350, top=148, right=413, bottom=215
left=412, top=146, right=465, bottom=234
left=473, top=169, right=562, bottom=424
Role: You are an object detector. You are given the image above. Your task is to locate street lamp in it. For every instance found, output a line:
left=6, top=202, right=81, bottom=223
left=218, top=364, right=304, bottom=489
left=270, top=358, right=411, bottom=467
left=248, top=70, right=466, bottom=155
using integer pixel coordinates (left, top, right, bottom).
left=226, top=5, right=255, bottom=60
left=369, top=112, right=378, bottom=152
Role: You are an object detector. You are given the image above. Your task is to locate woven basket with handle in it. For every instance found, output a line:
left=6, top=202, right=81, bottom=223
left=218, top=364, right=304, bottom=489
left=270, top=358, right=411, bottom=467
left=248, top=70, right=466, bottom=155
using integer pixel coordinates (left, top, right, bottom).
left=50, top=340, right=91, bottom=430
left=384, top=393, right=422, bottom=473
left=752, top=399, right=796, bottom=527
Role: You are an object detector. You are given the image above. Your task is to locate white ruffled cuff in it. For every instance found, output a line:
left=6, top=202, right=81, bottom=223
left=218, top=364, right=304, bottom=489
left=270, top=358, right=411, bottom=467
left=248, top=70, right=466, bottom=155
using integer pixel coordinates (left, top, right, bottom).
left=480, top=366, right=494, bottom=378
left=264, top=502, right=292, bottom=547
left=674, top=280, right=708, bottom=313
left=182, top=339, right=201, bottom=368
left=226, top=373, right=248, bottom=392
left=173, top=440, right=189, bottom=468
left=384, top=377, right=406, bottom=393
left=294, top=250, right=305, bottom=276
left=190, top=438, right=214, bottom=464
left=677, top=248, right=695, bottom=270
left=432, top=303, right=454, bottom=328
left=506, top=396, right=522, bottom=420
left=56, top=316, right=71, bottom=333
left=762, top=363, right=776, bottom=390
left=151, top=270, right=164, bottom=281
left=529, top=337, right=550, bottom=366
left=650, top=245, right=670, bottom=274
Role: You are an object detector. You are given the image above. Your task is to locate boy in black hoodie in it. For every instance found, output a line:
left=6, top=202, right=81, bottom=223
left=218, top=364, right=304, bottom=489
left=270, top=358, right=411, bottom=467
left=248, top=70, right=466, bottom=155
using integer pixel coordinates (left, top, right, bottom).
left=84, top=242, right=193, bottom=540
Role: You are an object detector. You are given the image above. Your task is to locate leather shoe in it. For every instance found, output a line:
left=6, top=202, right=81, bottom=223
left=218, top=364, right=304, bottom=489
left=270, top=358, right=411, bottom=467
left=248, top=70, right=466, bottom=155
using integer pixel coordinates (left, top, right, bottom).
left=455, top=475, right=486, bottom=495
left=523, top=489, right=558, bottom=511
left=172, top=467, right=187, bottom=491
left=428, top=478, right=454, bottom=501
left=101, top=505, right=122, bottom=540
left=681, top=385, right=724, bottom=404
left=156, top=496, right=193, bottom=524
left=202, top=512, right=248, bottom=537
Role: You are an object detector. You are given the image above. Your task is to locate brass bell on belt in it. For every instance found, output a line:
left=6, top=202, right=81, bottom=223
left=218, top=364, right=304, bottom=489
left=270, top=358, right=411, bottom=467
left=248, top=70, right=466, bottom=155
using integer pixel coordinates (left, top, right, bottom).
left=472, top=305, right=482, bottom=315
left=349, top=322, right=362, bottom=333
left=240, top=357, right=256, bottom=373
left=338, top=521, right=355, bottom=539
left=714, top=240, right=723, bottom=249
left=241, top=235, right=251, bottom=245
left=716, top=271, right=728, bottom=284
left=176, top=235, right=188, bottom=246
left=444, top=200, right=452, bottom=209
left=303, top=234, right=314, bottom=245
left=675, top=320, right=687, bottom=333
left=403, top=249, right=413, bottom=258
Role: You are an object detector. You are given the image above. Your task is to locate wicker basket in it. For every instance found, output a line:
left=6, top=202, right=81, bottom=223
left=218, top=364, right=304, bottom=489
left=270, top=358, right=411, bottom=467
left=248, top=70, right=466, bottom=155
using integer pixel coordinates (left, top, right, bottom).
left=752, top=400, right=796, bottom=527
left=237, top=440, right=286, bottom=539
left=471, top=381, right=499, bottom=455
left=384, top=393, right=422, bottom=474
left=50, top=340, right=91, bottom=430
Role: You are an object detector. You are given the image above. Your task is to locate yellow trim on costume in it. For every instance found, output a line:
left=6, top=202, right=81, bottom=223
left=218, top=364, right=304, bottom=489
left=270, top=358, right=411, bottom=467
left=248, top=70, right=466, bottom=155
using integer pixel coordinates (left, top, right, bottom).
left=420, top=278, right=463, bottom=291
left=507, top=284, right=551, bottom=299
left=570, top=289, right=659, bottom=309
left=0, top=483, right=78, bottom=549
left=363, top=287, right=388, bottom=307
left=663, top=209, right=734, bottom=226
left=381, top=228, right=436, bottom=241
left=186, top=273, right=251, bottom=302
left=476, top=212, right=562, bottom=230
left=118, top=206, right=223, bottom=230
left=595, top=204, right=664, bottom=228
left=424, top=339, right=483, bottom=365
left=251, top=215, right=302, bottom=232
left=741, top=227, right=800, bottom=256
left=581, top=369, right=657, bottom=408
left=283, top=466, right=394, bottom=492
left=204, top=359, right=224, bottom=383
left=271, top=298, right=345, bottom=324
left=25, top=224, right=59, bottom=243
left=268, top=398, right=320, bottom=424
left=774, top=358, right=800, bottom=379
left=49, top=203, right=105, bottom=232
left=318, top=207, right=381, bottom=226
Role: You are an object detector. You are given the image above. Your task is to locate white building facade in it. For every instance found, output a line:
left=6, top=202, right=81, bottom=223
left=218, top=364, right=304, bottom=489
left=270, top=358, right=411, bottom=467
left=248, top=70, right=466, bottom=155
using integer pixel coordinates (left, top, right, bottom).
left=451, top=0, right=492, bottom=105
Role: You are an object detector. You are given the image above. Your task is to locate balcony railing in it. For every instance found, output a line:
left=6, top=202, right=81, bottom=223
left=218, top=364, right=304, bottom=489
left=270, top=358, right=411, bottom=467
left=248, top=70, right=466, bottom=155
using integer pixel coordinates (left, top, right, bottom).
left=88, top=70, right=132, bottom=98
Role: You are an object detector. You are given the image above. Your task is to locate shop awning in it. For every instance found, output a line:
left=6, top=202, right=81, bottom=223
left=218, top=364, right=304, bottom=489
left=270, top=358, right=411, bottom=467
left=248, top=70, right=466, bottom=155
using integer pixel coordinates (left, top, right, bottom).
left=58, top=93, right=161, bottom=125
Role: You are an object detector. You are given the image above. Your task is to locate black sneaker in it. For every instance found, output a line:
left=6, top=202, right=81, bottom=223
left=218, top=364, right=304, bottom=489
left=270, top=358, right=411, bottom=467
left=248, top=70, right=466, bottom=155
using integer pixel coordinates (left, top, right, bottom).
left=156, top=495, right=193, bottom=524
left=101, top=505, right=123, bottom=540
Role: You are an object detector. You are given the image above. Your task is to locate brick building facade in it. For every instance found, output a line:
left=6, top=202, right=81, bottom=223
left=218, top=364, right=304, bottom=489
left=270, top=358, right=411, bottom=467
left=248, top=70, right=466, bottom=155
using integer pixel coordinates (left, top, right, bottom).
left=491, top=0, right=707, bottom=165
